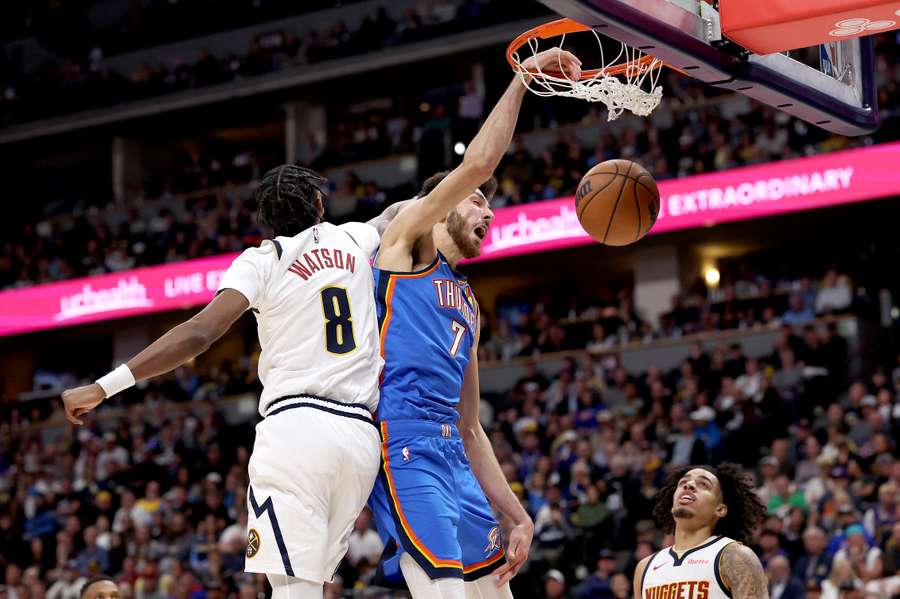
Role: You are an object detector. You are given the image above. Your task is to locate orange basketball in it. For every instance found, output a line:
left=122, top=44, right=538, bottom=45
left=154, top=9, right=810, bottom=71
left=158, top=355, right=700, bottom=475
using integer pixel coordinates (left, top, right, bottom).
left=575, top=159, right=660, bottom=246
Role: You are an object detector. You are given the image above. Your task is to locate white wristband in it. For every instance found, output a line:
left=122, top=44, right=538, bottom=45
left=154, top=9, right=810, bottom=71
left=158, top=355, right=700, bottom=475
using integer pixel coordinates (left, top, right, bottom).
left=96, top=364, right=136, bottom=398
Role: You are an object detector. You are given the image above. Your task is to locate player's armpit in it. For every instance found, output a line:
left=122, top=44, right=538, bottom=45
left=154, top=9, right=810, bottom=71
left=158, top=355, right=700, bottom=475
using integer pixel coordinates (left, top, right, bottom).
left=719, top=544, right=769, bottom=599
left=366, top=197, right=420, bottom=237
left=632, top=555, right=653, bottom=599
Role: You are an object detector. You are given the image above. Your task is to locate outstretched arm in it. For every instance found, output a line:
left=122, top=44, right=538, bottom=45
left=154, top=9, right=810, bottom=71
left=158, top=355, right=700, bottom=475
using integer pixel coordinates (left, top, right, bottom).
left=457, top=313, right=533, bottom=586
left=377, top=49, right=581, bottom=262
left=61, top=289, right=249, bottom=424
left=720, top=544, right=770, bottom=599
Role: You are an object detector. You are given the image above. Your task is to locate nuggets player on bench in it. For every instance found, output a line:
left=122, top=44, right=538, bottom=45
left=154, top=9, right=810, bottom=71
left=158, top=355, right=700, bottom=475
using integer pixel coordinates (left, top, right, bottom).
left=367, top=47, right=582, bottom=599
left=63, top=165, right=390, bottom=599
left=635, top=464, right=769, bottom=599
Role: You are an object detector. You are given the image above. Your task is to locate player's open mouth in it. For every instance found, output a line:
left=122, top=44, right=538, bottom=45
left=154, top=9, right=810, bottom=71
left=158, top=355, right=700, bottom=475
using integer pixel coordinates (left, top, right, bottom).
left=474, top=225, right=487, bottom=240
left=678, top=493, right=696, bottom=505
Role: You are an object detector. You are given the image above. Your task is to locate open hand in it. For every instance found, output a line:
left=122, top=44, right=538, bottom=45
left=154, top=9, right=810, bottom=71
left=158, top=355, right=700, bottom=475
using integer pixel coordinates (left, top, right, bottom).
left=492, top=519, right=534, bottom=587
left=62, top=383, right=105, bottom=425
left=520, top=47, right=582, bottom=80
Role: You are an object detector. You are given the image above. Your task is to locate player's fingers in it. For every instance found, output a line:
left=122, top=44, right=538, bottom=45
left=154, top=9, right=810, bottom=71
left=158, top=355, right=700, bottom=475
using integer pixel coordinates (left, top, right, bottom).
left=564, top=50, right=583, bottom=66
left=495, top=562, right=522, bottom=587
left=64, top=408, right=82, bottom=426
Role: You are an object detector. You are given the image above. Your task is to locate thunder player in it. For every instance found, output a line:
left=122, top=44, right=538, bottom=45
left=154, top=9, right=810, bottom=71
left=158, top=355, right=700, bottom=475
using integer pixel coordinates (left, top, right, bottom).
left=63, top=165, right=384, bottom=599
left=367, top=48, right=582, bottom=599
left=635, top=464, right=769, bottom=599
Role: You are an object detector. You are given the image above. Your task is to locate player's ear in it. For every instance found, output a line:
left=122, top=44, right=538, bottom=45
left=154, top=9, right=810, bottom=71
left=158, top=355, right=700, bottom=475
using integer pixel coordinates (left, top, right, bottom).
left=715, top=503, right=728, bottom=518
left=315, top=191, right=325, bottom=219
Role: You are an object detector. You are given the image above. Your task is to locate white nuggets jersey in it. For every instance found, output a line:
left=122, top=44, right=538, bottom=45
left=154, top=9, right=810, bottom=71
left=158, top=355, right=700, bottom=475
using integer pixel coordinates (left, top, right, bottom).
left=641, top=536, right=736, bottom=599
left=218, top=222, right=382, bottom=415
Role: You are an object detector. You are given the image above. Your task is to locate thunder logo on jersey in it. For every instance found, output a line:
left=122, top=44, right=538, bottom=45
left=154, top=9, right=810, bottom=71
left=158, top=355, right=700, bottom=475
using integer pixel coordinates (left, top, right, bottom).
left=433, top=279, right=477, bottom=331
left=374, top=254, right=477, bottom=423
left=645, top=581, right=710, bottom=599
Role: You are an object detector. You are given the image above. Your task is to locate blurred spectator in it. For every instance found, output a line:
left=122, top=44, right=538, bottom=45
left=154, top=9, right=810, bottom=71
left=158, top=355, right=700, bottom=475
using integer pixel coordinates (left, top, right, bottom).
left=543, top=569, right=567, bottom=599
left=768, top=555, right=805, bottom=599
left=784, top=294, right=816, bottom=325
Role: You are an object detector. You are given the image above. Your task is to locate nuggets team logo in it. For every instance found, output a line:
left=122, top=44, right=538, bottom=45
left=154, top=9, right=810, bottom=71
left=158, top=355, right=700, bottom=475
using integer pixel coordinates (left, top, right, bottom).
left=246, top=528, right=261, bottom=559
left=484, top=526, right=501, bottom=554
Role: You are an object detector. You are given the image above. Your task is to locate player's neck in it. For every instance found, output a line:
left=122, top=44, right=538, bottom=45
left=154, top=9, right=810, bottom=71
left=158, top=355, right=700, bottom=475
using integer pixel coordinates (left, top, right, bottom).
left=433, top=225, right=463, bottom=269
left=672, top=522, right=717, bottom=554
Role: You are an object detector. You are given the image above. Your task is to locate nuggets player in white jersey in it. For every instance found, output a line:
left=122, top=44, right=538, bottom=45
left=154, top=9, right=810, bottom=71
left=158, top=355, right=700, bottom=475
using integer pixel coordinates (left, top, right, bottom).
left=62, top=164, right=387, bottom=599
left=635, top=464, right=769, bottom=599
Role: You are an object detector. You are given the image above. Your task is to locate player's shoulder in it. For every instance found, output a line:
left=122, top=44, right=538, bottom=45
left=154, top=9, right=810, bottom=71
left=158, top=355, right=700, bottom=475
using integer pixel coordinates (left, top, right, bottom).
left=233, top=238, right=279, bottom=261
left=335, top=221, right=380, bottom=255
left=718, top=540, right=756, bottom=562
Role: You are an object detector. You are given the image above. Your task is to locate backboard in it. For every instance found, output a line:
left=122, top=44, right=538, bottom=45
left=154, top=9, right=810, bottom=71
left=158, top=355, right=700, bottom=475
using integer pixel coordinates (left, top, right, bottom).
left=536, top=0, right=880, bottom=136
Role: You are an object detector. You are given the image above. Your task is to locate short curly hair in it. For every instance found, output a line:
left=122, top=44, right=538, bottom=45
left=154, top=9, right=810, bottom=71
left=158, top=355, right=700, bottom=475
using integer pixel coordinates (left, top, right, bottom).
left=81, top=576, right=117, bottom=597
left=418, top=171, right=498, bottom=203
left=651, top=463, right=765, bottom=545
left=255, top=164, right=326, bottom=236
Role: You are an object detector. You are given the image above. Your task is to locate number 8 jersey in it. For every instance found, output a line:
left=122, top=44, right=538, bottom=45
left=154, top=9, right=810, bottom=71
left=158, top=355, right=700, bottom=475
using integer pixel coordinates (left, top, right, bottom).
left=218, top=222, right=383, bottom=416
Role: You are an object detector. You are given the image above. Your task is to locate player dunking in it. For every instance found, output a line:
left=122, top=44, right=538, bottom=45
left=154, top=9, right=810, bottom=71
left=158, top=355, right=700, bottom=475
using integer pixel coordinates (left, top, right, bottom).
left=62, top=165, right=387, bottom=599
left=366, top=48, right=582, bottom=599
left=634, top=464, right=769, bottom=599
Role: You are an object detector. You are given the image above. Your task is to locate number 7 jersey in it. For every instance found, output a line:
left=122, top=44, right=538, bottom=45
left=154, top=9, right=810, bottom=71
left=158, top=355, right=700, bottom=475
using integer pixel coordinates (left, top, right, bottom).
left=217, top=222, right=383, bottom=415
left=374, top=252, right=479, bottom=424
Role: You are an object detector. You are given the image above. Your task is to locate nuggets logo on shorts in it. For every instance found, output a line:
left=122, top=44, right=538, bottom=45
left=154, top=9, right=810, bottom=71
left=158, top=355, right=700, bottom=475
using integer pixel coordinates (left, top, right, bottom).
left=246, top=528, right=261, bottom=559
left=484, top=526, right=501, bottom=554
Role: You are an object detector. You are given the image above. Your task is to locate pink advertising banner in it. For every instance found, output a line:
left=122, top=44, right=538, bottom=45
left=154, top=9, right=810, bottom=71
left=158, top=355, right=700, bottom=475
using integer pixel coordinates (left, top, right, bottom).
left=0, top=253, right=239, bottom=337
left=468, top=141, right=900, bottom=263
left=0, top=142, right=898, bottom=337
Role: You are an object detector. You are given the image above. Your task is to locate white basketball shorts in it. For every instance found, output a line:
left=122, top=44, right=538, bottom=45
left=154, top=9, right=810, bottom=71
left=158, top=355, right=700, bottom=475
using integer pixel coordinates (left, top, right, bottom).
left=243, top=394, right=380, bottom=583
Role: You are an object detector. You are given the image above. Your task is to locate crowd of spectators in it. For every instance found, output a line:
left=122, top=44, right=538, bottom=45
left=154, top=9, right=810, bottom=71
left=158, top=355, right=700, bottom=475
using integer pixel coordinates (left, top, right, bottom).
left=1, top=1, right=373, bottom=54
left=1, top=309, right=898, bottom=598
left=0, top=0, right=545, bottom=126
left=478, top=263, right=858, bottom=363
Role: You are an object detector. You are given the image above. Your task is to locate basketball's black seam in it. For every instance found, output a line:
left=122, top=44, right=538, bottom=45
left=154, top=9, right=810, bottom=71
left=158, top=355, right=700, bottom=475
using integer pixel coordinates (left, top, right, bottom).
left=635, top=175, right=660, bottom=233
left=577, top=175, right=627, bottom=225
left=634, top=177, right=657, bottom=197
left=633, top=178, right=642, bottom=244
left=602, top=163, right=633, bottom=244
left=576, top=163, right=621, bottom=221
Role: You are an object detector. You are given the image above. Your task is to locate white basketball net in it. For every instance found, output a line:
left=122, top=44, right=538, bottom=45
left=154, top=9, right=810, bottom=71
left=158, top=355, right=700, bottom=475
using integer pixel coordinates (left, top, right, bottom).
left=510, top=30, right=665, bottom=121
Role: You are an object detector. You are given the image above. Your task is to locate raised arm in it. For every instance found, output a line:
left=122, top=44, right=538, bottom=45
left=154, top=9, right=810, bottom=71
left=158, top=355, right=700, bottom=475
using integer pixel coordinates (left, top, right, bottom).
left=378, top=49, right=581, bottom=256
left=719, top=543, right=770, bottom=599
left=457, top=310, right=534, bottom=586
left=61, top=289, right=249, bottom=424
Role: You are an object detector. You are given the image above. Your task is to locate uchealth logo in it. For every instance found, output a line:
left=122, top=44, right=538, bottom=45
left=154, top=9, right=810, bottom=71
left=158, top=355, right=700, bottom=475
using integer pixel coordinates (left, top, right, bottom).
left=830, top=17, right=896, bottom=36
left=54, top=277, right=154, bottom=321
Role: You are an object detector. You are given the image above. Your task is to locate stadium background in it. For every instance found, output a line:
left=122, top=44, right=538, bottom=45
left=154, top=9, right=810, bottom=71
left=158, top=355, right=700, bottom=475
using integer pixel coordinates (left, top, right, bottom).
left=0, top=1, right=899, bottom=598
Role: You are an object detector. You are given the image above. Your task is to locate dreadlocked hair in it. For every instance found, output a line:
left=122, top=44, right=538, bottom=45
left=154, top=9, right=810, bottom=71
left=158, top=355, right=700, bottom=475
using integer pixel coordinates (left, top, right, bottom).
left=651, top=462, right=766, bottom=545
left=255, top=164, right=325, bottom=236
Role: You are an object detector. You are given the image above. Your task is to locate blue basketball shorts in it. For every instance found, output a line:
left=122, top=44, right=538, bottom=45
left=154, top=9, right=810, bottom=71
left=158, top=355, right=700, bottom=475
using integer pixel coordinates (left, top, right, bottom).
left=368, top=419, right=506, bottom=581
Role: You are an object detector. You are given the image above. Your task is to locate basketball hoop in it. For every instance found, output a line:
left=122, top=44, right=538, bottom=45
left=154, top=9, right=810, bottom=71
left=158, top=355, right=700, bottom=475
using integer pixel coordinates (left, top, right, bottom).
left=507, top=18, right=668, bottom=121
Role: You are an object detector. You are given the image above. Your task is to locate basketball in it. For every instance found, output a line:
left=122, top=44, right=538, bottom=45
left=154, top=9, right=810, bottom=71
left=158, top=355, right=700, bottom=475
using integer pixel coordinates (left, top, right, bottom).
left=574, top=159, right=660, bottom=246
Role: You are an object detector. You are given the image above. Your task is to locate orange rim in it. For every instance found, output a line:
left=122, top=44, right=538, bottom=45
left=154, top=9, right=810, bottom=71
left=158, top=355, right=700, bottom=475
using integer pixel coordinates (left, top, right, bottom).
left=506, top=17, right=672, bottom=80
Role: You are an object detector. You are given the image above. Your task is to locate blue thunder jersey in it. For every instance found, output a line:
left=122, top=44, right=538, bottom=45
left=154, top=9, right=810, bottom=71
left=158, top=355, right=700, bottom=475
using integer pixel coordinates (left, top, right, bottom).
left=374, top=252, right=479, bottom=423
